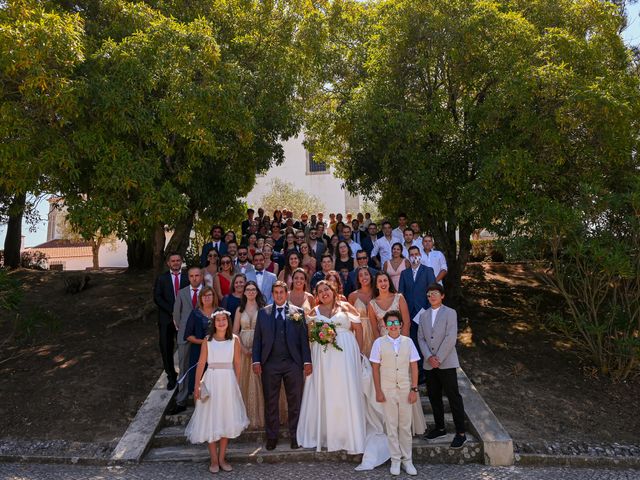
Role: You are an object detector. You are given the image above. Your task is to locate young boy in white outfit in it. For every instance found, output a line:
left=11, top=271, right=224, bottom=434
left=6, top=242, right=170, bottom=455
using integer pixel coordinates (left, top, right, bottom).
left=370, top=310, right=420, bottom=476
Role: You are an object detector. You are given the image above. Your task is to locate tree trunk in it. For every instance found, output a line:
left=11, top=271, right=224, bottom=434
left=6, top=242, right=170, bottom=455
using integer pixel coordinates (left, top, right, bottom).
left=152, top=223, right=167, bottom=276
left=432, top=219, right=473, bottom=309
left=90, top=237, right=102, bottom=270
left=163, top=213, right=195, bottom=262
left=3, top=193, right=26, bottom=269
left=126, top=232, right=154, bottom=271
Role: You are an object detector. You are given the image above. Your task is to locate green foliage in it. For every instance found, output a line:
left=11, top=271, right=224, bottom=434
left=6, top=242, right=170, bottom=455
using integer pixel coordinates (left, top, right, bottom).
left=469, top=240, right=505, bottom=263
left=0, top=270, right=22, bottom=311
left=14, top=306, right=62, bottom=341
left=0, top=0, right=84, bottom=197
left=304, top=0, right=640, bottom=304
left=20, top=250, right=48, bottom=270
left=258, top=178, right=326, bottom=219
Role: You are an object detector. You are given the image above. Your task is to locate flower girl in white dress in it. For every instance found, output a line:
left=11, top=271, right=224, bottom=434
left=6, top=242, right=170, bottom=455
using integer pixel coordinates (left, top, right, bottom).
left=186, top=308, right=249, bottom=473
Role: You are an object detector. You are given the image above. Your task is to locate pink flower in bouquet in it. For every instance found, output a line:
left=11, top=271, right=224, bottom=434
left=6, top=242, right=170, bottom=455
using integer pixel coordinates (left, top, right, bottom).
left=319, top=332, right=325, bottom=339
left=323, top=323, right=329, bottom=328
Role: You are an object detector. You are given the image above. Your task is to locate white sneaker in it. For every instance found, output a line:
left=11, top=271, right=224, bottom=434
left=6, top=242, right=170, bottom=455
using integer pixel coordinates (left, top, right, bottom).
left=390, top=460, right=401, bottom=475
left=402, top=460, right=417, bottom=475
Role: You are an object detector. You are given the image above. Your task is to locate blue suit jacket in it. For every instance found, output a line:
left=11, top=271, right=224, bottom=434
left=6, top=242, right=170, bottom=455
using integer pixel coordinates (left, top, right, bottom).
left=252, top=303, right=312, bottom=367
left=251, top=270, right=277, bottom=306
left=398, top=264, right=436, bottom=317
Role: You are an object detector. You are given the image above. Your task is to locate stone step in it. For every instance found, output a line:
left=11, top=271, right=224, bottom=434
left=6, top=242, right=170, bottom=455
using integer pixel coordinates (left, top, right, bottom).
left=144, top=434, right=482, bottom=464
left=153, top=413, right=458, bottom=448
left=163, top=397, right=448, bottom=427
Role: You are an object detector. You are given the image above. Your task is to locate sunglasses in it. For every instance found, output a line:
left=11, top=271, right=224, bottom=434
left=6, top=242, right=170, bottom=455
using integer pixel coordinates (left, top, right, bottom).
left=221, top=260, right=231, bottom=265
left=386, top=319, right=401, bottom=327
left=356, top=257, right=367, bottom=261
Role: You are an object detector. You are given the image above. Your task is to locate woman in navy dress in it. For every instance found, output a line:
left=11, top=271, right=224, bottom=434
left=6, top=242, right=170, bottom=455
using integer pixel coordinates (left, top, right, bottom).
left=184, top=286, right=218, bottom=394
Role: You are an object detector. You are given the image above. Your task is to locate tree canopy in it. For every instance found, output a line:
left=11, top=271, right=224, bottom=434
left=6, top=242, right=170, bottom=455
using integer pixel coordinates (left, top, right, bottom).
left=305, top=0, right=640, bottom=302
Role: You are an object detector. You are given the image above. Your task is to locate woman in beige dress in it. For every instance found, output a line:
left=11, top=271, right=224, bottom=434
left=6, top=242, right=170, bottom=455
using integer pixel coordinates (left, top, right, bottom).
left=232, top=281, right=287, bottom=429
left=288, top=268, right=316, bottom=315
left=347, top=267, right=377, bottom=357
left=367, top=271, right=426, bottom=435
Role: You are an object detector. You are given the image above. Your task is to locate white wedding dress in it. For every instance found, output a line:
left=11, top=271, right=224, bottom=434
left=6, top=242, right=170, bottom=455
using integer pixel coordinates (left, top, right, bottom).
left=297, top=308, right=367, bottom=454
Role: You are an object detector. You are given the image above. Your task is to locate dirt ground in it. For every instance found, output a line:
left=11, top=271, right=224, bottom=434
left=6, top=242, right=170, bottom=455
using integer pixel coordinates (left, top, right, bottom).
left=0, top=270, right=160, bottom=443
left=0, top=264, right=638, bottom=445
left=458, top=263, right=640, bottom=443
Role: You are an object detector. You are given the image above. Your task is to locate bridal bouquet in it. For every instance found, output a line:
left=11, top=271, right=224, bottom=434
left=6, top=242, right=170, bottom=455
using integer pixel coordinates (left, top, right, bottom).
left=309, top=321, right=343, bottom=352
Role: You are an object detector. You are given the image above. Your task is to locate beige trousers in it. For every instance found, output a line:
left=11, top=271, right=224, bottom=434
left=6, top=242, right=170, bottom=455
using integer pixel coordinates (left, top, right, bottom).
left=382, top=387, right=413, bottom=462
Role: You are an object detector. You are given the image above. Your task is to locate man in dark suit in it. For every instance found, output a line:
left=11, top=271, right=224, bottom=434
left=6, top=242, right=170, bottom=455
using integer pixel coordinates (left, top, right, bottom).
left=399, top=245, right=436, bottom=384
left=307, top=226, right=326, bottom=264
left=241, top=208, right=255, bottom=236
left=200, top=225, right=227, bottom=267
left=252, top=281, right=312, bottom=451
left=361, top=222, right=381, bottom=268
left=344, top=250, right=378, bottom=297
left=153, top=252, right=189, bottom=390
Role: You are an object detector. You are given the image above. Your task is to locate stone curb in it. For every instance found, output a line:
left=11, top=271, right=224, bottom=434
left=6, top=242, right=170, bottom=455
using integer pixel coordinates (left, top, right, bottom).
left=109, top=367, right=176, bottom=464
left=515, top=453, right=640, bottom=469
left=0, top=454, right=110, bottom=466
left=456, top=368, right=514, bottom=466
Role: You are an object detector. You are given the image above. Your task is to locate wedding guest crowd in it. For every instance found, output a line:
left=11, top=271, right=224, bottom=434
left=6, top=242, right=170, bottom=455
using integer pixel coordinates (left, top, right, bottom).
left=153, top=207, right=463, bottom=475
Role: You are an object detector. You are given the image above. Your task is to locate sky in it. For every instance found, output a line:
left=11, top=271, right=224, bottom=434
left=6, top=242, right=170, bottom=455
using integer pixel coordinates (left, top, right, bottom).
left=2, top=3, right=640, bottom=248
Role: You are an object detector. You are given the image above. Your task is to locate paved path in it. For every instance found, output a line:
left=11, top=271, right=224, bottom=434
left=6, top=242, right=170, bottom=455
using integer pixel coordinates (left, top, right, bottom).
left=0, top=461, right=639, bottom=479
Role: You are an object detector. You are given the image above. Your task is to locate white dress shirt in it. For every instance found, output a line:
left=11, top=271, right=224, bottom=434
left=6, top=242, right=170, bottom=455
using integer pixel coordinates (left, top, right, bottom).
left=255, top=269, right=264, bottom=291
left=430, top=306, right=441, bottom=327
left=347, top=239, right=362, bottom=258
left=371, top=235, right=396, bottom=266
left=401, top=239, right=422, bottom=259
left=420, top=249, right=448, bottom=283
left=369, top=335, right=421, bottom=363
left=391, top=227, right=405, bottom=242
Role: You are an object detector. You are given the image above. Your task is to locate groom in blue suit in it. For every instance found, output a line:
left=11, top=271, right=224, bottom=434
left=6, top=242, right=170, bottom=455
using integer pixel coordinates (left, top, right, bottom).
left=252, top=281, right=312, bottom=451
left=399, top=246, right=436, bottom=383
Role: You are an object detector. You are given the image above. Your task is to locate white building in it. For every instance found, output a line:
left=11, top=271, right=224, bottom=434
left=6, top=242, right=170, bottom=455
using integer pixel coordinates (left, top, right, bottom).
left=25, top=197, right=129, bottom=270
left=245, top=133, right=361, bottom=215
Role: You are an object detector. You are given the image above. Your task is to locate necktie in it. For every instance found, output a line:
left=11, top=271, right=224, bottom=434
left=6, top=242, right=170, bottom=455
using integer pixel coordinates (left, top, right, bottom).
left=192, top=289, right=198, bottom=308
left=277, top=307, right=284, bottom=322
left=173, top=274, right=180, bottom=296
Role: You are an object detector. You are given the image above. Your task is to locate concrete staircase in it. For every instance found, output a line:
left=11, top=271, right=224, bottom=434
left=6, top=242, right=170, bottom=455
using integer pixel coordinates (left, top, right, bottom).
left=144, top=396, right=485, bottom=465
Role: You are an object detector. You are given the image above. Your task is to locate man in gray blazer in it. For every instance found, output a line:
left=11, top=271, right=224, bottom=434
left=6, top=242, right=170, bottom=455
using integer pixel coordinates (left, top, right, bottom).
left=252, top=251, right=277, bottom=305
left=170, top=266, right=203, bottom=414
left=417, top=283, right=467, bottom=449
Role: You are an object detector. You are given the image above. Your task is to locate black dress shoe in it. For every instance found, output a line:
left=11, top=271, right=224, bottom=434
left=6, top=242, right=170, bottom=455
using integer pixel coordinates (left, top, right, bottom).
left=166, top=379, right=177, bottom=390
left=290, top=437, right=300, bottom=449
left=168, top=404, right=186, bottom=415
left=424, top=427, right=447, bottom=440
left=450, top=433, right=467, bottom=449
left=266, top=438, right=278, bottom=450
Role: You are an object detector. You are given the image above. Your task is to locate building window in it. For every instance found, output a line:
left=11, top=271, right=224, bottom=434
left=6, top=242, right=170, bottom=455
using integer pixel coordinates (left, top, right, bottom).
left=307, top=151, right=327, bottom=174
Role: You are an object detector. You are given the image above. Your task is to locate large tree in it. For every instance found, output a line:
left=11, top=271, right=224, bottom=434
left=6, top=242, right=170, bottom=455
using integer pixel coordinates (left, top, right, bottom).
left=306, top=0, right=640, bottom=303
left=50, top=0, right=319, bottom=272
left=0, top=0, right=84, bottom=268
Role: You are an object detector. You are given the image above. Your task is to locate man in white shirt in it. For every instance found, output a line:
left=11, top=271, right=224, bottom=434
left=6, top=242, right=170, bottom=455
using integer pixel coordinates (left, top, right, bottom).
left=410, top=221, right=423, bottom=245
left=392, top=213, right=408, bottom=242
left=401, top=228, right=421, bottom=258
left=342, top=225, right=362, bottom=258
left=420, top=235, right=448, bottom=285
left=371, top=221, right=396, bottom=268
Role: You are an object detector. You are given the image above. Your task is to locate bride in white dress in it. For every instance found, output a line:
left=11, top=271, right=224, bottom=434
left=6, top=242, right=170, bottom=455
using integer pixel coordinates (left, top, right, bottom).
left=296, top=280, right=367, bottom=454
